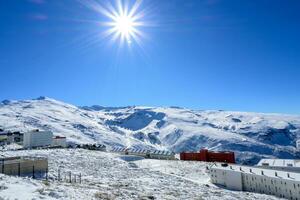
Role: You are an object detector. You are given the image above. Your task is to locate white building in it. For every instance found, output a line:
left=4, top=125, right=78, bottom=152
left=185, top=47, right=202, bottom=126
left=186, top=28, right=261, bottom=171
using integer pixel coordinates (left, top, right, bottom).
left=208, top=163, right=300, bottom=200
left=52, top=136, right=67, bottom=148
left=23, top=130, right=53, bottom=148
left=257, top=159, right=300, bottom=173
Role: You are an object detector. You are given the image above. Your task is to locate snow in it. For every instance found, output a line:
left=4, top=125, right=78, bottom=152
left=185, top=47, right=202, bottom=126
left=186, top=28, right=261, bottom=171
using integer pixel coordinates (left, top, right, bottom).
left=0, top=175, right=49, bottom=200
left=0, top=149, right=281, bottom=199
left=1, top=97, right=300, bottom=164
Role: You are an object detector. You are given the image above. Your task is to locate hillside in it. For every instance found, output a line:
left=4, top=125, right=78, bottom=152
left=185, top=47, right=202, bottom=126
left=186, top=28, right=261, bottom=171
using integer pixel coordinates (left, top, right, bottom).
left=1, top=97, right=300, bottom=164
left=0, top=149, right=280, bottom=200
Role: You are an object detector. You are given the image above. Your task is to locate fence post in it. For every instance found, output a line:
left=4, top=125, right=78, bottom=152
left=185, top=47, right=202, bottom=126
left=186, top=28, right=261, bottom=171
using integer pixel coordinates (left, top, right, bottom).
left=32, top=165, right=35, bottom=179
left=58, top=168, right=61, bottom=181
left=2, top=160, right=4, bottom=174
left=18, top=162, right=20, bottom=176
left=46, top=167, right=48, bottom=180
left=69, top=171, right=71, bottom=183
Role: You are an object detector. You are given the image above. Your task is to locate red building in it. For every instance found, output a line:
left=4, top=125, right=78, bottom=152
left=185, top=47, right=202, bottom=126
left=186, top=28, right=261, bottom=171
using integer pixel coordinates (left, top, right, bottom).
left=180, top=149, right=235, bottom=163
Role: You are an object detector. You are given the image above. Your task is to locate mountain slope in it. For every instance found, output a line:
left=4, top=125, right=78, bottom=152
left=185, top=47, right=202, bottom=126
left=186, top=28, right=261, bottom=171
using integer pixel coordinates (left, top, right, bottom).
left=1, top=97, right=300, bottom=164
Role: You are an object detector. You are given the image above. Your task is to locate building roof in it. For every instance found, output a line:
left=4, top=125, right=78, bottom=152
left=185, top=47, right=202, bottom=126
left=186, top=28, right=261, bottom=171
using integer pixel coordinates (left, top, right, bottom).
left=257, top=159, right=300, bottom=168
left=149, top=150, right=175, bottom=155
left=211, top=163, right=300, bottom=181
left=111, top=146, right=175, bottom=156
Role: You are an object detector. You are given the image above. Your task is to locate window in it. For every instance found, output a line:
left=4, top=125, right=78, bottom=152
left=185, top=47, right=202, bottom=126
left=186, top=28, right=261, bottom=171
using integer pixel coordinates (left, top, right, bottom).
left=262, top=163, right=269, bottom=166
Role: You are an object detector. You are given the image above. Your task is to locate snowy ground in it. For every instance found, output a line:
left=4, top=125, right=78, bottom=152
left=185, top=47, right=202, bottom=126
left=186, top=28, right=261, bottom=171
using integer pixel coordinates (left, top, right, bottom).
left=0, top=149, right=281, bottom=200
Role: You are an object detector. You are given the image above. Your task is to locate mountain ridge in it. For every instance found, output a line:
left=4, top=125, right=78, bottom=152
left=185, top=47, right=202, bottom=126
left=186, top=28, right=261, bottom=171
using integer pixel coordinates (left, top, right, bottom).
left=1, top=97, right=300, bottom=164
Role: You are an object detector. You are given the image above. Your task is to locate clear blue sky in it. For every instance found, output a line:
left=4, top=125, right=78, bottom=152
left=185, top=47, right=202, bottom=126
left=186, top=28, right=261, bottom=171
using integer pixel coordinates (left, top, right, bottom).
left=0, top=0, right=300, bottom=114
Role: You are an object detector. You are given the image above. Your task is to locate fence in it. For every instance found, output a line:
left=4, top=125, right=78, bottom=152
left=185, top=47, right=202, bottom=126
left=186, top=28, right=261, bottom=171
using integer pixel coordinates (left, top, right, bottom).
left=55, top=168, right=82, bottom=184
left=0, top=156, right=48, bottom=179
left=0, top=157, right=84, bottom=185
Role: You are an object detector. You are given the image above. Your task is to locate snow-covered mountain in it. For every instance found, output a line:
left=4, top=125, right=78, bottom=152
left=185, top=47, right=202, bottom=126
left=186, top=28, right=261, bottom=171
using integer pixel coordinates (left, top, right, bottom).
left=1, top=97, right=300, bottom=164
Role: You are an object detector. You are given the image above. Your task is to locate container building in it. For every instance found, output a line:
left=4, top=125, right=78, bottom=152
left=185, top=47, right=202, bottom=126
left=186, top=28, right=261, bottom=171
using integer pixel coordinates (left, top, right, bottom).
left=23, top=130, right=53, bottom=148
left=52, top=136, right=67, bottom=148
left=180, top=149, right=235, bottom=163
left=209, top=163, right=300, bottom=200
left=257, top=159, right=300, bottom=173
left=111, top=147, right=175, bottom=160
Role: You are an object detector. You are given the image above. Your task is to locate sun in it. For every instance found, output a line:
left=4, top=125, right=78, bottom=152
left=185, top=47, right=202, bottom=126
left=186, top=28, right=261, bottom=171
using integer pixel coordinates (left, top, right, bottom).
left=114, top=15, right=134, bottom=37
left=78, top=0, right=146, bottom=46
left=101, top=0, right=145, bottom=45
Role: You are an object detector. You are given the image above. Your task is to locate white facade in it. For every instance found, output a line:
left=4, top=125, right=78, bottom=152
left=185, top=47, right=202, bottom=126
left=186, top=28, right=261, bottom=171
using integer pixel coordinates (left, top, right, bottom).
left=52, top=136, right=67, bottom=147
left=209, top=163, right=300, bottom=200
left=23, top=130, right=53, bottom=148
left=209, top=166, right=243, bottom=191
left=149, top=150, right=175, bottom=160
left=257, top=159, right=300, bottom=172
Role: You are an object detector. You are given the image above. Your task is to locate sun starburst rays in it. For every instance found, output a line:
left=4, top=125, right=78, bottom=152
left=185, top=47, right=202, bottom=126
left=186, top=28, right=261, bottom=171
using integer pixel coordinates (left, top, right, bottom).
left=76, top=0, right=150, bottom=53
left=93, top=0, right=144, bottom=46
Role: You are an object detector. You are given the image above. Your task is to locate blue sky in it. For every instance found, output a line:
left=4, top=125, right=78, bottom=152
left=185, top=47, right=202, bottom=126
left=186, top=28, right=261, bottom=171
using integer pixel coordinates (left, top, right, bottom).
left=0, top=0, right=300, bottom=114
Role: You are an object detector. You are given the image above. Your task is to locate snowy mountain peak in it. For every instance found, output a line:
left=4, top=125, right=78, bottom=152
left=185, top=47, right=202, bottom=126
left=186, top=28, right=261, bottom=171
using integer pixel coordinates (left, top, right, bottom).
left=35, top=96, right=48, bottom=101
left=0, top=97, right=300, bottom=164
left=1, top=99, right=11, bottom=105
